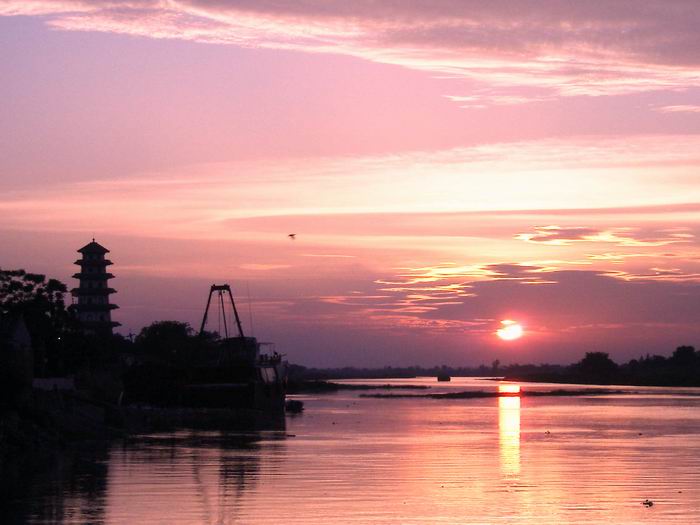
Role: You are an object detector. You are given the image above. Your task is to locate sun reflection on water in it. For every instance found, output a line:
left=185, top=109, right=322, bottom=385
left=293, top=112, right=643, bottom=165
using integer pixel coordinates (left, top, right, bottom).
left=498, top=383, right=521, bottom=395
left=499, top=385, right=521, bottom=476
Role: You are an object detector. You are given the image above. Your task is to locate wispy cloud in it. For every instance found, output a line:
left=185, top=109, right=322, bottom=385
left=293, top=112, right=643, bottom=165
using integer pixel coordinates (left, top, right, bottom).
left=321, top=259, right=700, bottom=350
left=4, top=1, right=700, bottom=102
left=444, top=93, right=549, bottom=109
left=601, top=267, right=700, bottom=283
left=3, top=135, right=700, bottom=239
left=517, top=225, right=694, bottom=246
left=239, top=263, right=291, bottom=271
left=300, top=254, right=357, bottom=259
left=654, top=105, right=700, bottom=113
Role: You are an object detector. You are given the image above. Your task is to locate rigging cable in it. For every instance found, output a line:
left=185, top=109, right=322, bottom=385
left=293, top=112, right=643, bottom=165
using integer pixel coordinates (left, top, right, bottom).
left=246, top=281, right=254, bottom=337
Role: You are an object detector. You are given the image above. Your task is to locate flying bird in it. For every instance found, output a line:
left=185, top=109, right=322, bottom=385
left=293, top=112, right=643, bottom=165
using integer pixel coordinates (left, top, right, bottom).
left=288, top=233, right=296, bottom=240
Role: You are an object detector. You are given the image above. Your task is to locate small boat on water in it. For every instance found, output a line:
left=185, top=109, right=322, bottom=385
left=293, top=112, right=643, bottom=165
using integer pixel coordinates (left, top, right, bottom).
left=285, top=399, right=304, bottom=413
left=437, top=373, right=451, bottom=382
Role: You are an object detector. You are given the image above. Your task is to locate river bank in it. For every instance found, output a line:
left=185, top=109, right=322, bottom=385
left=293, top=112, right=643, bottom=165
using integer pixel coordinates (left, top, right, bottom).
left=359, top=388, right=629, bottom=399
left=287, top=380, right=430, bottom=393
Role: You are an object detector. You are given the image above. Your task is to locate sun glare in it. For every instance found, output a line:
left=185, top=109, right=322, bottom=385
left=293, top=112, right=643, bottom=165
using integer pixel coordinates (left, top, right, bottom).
left=496, top=320, right=524, bottom=341
left=498, top=384, right=521, bottom=394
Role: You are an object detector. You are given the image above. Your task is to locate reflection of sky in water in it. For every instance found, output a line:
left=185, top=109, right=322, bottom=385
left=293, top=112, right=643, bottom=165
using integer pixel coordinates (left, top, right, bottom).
left=499, top=394, right=521, bottom=476
left=10, top=378, right=700, bottom=524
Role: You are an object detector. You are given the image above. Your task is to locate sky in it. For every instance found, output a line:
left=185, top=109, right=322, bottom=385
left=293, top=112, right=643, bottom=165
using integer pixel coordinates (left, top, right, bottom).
left=2, top=1, right=700, bottom=367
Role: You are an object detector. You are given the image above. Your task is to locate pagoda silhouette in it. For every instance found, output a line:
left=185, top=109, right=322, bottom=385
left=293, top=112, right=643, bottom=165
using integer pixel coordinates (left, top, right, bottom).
left=71, top=239, right=120, bottom=335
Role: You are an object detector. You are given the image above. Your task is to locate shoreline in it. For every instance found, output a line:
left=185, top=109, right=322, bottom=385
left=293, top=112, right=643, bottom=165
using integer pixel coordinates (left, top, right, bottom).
left=501, top=375, right=700, bottom=388
left=287, top=380, right=431, bottom=393
left=359, top=388, right=629, bottom=399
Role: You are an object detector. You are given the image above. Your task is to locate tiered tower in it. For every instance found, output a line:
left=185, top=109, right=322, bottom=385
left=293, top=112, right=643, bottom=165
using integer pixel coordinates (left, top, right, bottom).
left=71, top=240, right=120, bottom=335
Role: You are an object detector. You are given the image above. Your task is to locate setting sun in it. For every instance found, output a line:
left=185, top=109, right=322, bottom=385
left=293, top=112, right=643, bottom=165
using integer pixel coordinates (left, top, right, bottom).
left=496, top=320, right=524, bottom=341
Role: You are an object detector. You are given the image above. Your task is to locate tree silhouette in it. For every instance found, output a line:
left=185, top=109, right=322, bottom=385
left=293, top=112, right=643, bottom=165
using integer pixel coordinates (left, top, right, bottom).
left=0, top=269, right=76, bottom=375
left=670, top=345, right=697, bottom=367
left=576, top=352, right=619, bottom=382
left=136, top=321, right=192, bottom=356
left=133, top=320, right=217, bottom=365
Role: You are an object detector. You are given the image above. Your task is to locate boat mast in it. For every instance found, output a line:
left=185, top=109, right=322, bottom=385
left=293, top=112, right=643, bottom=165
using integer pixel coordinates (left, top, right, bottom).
left=199, top=284, right=245, bottom=338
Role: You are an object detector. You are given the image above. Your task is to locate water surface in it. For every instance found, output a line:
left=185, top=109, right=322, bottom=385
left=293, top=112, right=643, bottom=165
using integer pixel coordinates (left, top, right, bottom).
left=7, top=378, right=700, bottom=524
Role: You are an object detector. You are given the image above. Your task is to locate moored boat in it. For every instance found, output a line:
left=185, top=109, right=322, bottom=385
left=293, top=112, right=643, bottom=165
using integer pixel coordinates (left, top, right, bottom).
left=122, top=284, right=287, bottom=430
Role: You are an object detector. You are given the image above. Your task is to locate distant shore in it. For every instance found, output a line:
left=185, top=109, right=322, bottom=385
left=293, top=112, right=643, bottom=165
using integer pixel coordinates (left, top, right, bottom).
left=287, top=380, right=430, bottom=394
left=360, top=388, right=631, bottom=400
left=501, top=374, right=700, bottom=388
left=289, top=347, right=700, bottom=389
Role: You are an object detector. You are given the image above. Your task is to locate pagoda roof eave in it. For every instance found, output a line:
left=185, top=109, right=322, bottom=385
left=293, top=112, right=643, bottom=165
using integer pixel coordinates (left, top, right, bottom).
left=71, top=304, right=119, bottom=311
left=71, top=288, right=117, bottom=295
left=72, top=273, right=115, bottom=279
left=74, top=259, right=113, bottom=266
left=77, top=241, right=110, bottom=254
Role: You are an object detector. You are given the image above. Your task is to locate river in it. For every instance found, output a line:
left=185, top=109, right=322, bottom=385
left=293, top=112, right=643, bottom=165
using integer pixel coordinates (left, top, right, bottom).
left=6, top=378, right=700, bottom=524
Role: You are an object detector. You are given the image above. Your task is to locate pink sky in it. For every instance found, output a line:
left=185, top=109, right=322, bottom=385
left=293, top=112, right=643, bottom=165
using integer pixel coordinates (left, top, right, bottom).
left=1, top=1, right=700, bottom=366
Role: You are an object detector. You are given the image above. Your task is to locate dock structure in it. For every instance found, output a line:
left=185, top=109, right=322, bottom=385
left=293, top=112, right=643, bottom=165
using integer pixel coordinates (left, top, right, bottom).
left=71, top=239, right=120, bottom=335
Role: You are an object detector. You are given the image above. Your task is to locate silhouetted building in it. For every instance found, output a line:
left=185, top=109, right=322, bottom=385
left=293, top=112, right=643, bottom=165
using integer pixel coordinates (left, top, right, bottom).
left=71, top=240, right=120, bottom=335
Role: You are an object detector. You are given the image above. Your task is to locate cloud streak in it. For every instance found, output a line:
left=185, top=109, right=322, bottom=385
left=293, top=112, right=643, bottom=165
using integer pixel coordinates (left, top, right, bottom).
left=4, top=1, right=700, bottom=102
left=517, top=225, right=694, bottom=246
left=655, top=105, right=700, bottom=113
left=3, top=135, right=700, bottom=240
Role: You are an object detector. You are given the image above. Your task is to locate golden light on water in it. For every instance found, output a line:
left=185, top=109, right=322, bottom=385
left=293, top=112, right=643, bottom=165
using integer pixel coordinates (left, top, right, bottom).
left=499, top=394, right=521, bottom=476
left=498, top=384, right=521, bottom=394
left=496, top=320, right=524, bottom=341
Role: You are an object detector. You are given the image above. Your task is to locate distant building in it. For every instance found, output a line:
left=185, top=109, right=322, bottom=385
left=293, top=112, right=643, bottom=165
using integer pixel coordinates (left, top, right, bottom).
left=71, top=239, right=120, bottom=335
